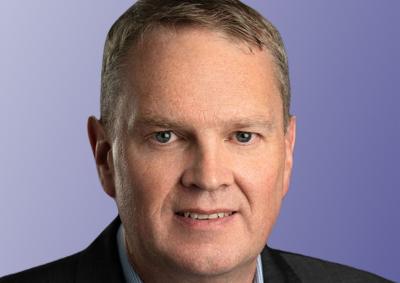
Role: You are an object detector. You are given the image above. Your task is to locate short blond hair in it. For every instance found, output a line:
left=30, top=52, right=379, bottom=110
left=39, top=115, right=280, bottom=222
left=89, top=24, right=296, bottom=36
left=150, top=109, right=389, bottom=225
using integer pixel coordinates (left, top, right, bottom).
left=101, top=0, right=291, bottom=134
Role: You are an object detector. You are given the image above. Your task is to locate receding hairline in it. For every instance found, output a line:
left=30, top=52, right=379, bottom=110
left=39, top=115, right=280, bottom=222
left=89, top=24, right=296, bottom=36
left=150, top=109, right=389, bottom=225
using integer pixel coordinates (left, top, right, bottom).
left=132, top=24, right=277, bottom=61
left=100, top=0, right=291, bottom=138
left=111, top=25, right=284, bottom=136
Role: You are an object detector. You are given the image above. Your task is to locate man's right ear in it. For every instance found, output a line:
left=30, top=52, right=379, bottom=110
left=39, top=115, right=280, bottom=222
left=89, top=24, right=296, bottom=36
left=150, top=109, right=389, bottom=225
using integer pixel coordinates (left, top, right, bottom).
left=87, top=116, right=116, bottom=198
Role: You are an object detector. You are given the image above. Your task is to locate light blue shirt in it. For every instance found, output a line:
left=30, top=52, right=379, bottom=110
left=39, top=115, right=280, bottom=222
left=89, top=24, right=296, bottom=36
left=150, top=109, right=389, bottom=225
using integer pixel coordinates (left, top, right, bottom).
left=117, top=224, right=264, bottom=283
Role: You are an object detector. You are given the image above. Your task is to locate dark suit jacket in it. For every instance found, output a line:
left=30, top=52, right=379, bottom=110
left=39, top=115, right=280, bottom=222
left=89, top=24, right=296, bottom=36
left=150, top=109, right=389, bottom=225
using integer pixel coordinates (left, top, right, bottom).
left=0, top=217, right=392, bottom=283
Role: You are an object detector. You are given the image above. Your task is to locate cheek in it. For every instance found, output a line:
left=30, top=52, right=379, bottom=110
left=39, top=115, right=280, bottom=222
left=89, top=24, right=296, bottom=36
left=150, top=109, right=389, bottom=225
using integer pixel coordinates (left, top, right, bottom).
left=127, top=162, right=165, bottom=209
left=115, top=148, right=182, bottom=225
left=235, top=146, right=286, bottom=234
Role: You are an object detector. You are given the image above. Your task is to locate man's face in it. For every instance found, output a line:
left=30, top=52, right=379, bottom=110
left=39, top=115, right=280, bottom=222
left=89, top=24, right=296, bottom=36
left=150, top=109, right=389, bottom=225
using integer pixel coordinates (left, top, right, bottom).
left=108, top=28, right=295, bottom=279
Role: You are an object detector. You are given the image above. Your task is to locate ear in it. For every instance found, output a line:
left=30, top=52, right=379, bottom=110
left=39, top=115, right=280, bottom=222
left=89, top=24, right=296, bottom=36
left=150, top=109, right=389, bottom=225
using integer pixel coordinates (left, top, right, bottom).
left=87, top=116, right=116, bottom=198
left=282, top=116, right=296, bottom=198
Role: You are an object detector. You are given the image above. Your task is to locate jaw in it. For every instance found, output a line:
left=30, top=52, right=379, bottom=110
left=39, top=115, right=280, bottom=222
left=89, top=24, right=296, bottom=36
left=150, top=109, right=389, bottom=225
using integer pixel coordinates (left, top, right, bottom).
left=125, top=212, right=263, bottom=282
left=128, top=236, right=259, bottom=283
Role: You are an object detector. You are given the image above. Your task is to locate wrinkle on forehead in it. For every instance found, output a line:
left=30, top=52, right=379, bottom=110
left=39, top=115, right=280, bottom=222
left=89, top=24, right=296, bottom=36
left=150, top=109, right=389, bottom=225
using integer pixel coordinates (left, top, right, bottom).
left=118, top=27, right=283, bottom=137
left=132, top=112, right=276, bottom=133
left=126, top=28, right=279, bottom=94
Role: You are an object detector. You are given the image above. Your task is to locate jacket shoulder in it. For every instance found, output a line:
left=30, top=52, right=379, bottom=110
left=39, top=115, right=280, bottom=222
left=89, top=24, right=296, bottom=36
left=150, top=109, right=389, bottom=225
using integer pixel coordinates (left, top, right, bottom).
left=0, top=252, right=80, bottom=283
left=271, top=248, right=393, bottom=283
left=0, top=217, right=124, bottom=283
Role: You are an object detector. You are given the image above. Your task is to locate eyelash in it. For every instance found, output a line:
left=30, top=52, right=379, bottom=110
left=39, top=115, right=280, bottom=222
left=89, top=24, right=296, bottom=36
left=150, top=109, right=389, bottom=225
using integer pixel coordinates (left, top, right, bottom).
left=151, top=131, right=179, bottom=144
left=148, top=131, right=259, bottom=146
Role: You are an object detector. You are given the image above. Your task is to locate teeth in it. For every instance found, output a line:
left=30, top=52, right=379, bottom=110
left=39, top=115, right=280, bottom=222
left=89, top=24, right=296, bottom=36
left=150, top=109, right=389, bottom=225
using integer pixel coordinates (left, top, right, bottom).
left=208, top=213, right=218, bottom=219
left=197, top=214, right=208, bottom=220
left=181, top=212, right=234, bottom=220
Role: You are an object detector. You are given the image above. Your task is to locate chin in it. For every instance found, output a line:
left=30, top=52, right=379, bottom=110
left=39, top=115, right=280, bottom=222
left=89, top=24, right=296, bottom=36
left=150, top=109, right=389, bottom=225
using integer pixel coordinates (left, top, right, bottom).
left=162, top=242, right=254, bottom=277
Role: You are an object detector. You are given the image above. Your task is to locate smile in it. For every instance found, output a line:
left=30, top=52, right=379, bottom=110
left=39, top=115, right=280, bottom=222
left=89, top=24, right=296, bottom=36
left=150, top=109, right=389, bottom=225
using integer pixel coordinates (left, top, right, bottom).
left=176, top=211, right=236, bottom=220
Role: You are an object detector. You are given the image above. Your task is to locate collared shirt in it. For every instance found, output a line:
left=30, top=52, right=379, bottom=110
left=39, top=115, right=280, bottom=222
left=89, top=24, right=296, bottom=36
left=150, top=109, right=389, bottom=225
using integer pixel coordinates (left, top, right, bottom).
left=117, top=224, right=264, bottom=283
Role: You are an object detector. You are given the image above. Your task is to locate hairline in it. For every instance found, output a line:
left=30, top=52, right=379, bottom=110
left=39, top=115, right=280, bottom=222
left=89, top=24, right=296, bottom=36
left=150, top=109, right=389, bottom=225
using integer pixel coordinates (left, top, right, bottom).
left=100, top=1, right=291, bottom=139
left=105, top=24, right=289, bottom=139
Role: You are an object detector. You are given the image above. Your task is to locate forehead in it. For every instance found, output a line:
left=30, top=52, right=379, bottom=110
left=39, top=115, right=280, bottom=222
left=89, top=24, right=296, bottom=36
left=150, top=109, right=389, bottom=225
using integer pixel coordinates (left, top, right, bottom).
left=120, top=27, right=282, bottom=128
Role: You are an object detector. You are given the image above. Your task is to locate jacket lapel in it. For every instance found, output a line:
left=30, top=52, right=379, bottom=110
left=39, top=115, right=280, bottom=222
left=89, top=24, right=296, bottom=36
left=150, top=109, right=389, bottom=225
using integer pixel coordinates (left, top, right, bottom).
left=261, top=246, right=301, bottom=283
left=75, top=217, right=126, bottom=283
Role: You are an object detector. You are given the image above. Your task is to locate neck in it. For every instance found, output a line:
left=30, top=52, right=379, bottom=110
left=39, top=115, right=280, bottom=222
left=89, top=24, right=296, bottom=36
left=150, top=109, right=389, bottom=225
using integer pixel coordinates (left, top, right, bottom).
left=130, top=254, right=257, bottom=283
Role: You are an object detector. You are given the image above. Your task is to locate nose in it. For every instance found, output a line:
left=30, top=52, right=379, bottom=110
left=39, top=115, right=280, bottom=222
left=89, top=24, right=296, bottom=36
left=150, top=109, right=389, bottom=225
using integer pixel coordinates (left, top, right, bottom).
left=180, top=141, right=234, bottom=191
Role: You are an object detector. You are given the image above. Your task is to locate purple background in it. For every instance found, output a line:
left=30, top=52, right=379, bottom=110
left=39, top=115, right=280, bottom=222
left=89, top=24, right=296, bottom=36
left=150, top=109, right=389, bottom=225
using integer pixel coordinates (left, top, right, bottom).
left=1, top=1, right=398, bottom=281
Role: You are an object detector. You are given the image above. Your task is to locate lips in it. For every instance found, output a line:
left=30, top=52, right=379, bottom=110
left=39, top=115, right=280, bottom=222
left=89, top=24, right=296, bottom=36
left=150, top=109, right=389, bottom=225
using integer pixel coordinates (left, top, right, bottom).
left=175, top=210, right=237, bottom=220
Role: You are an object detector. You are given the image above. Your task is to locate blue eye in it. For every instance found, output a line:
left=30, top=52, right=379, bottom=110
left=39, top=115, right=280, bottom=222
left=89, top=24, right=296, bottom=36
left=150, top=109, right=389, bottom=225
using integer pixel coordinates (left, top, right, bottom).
left=154, top=131, right=174, bottom=143
left=235, top=132, right=253, bottom=143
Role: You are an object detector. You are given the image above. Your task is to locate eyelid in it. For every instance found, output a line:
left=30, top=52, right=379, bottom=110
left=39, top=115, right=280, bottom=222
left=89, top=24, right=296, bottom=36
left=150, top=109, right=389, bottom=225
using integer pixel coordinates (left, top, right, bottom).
left=148, top=130, right=179, bottom=145
left=145, top=129, right=261, bottom=146
left=231, top=131, right=260, bottom=145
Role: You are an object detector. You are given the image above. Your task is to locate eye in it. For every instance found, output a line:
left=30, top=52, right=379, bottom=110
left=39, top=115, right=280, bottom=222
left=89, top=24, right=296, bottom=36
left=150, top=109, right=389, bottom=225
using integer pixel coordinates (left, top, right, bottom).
left=153, top=131, right=177, bottom=144
left=234, top=131, right=254, bottom=143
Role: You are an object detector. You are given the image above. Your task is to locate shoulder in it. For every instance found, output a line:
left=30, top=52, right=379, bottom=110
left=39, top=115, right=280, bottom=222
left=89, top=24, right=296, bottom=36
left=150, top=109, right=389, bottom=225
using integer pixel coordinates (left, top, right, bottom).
left=267, top=247, right=393, bottom=283
left=0, top=252, right=80, bottom=283
left=0, top=217, right=124, bottom=283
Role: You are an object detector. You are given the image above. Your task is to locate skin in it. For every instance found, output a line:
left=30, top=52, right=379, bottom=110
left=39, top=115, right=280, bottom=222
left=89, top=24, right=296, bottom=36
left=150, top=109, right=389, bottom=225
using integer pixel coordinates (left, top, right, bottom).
left=88, top=27, right=296, bottom=283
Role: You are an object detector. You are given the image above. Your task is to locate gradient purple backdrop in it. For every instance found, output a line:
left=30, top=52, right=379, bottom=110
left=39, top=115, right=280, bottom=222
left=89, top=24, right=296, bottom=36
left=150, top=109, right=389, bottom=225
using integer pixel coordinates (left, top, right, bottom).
left=1, top=0, right=398, bottom=281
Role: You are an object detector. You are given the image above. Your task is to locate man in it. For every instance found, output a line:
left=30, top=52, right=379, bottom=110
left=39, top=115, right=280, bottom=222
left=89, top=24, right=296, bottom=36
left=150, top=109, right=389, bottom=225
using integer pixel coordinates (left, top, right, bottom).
left=0, top=0, right=392, bottom=282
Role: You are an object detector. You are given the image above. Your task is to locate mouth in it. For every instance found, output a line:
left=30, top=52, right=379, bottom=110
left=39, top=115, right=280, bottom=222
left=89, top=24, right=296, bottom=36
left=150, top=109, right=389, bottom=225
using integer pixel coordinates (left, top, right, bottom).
left=174, top=209, right=238, bottom=230
left=175, top=210, right=237, bottom=220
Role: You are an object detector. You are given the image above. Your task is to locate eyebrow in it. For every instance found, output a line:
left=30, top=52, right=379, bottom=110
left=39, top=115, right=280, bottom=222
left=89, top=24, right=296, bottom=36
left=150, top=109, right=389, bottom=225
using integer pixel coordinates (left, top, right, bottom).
left=132, top=115, right=275, bottom=132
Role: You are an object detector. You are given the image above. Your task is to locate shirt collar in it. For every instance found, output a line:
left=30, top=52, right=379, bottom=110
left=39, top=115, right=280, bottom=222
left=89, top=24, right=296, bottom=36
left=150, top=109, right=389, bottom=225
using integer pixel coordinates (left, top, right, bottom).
left=117, top=224, right=264, bottom=283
